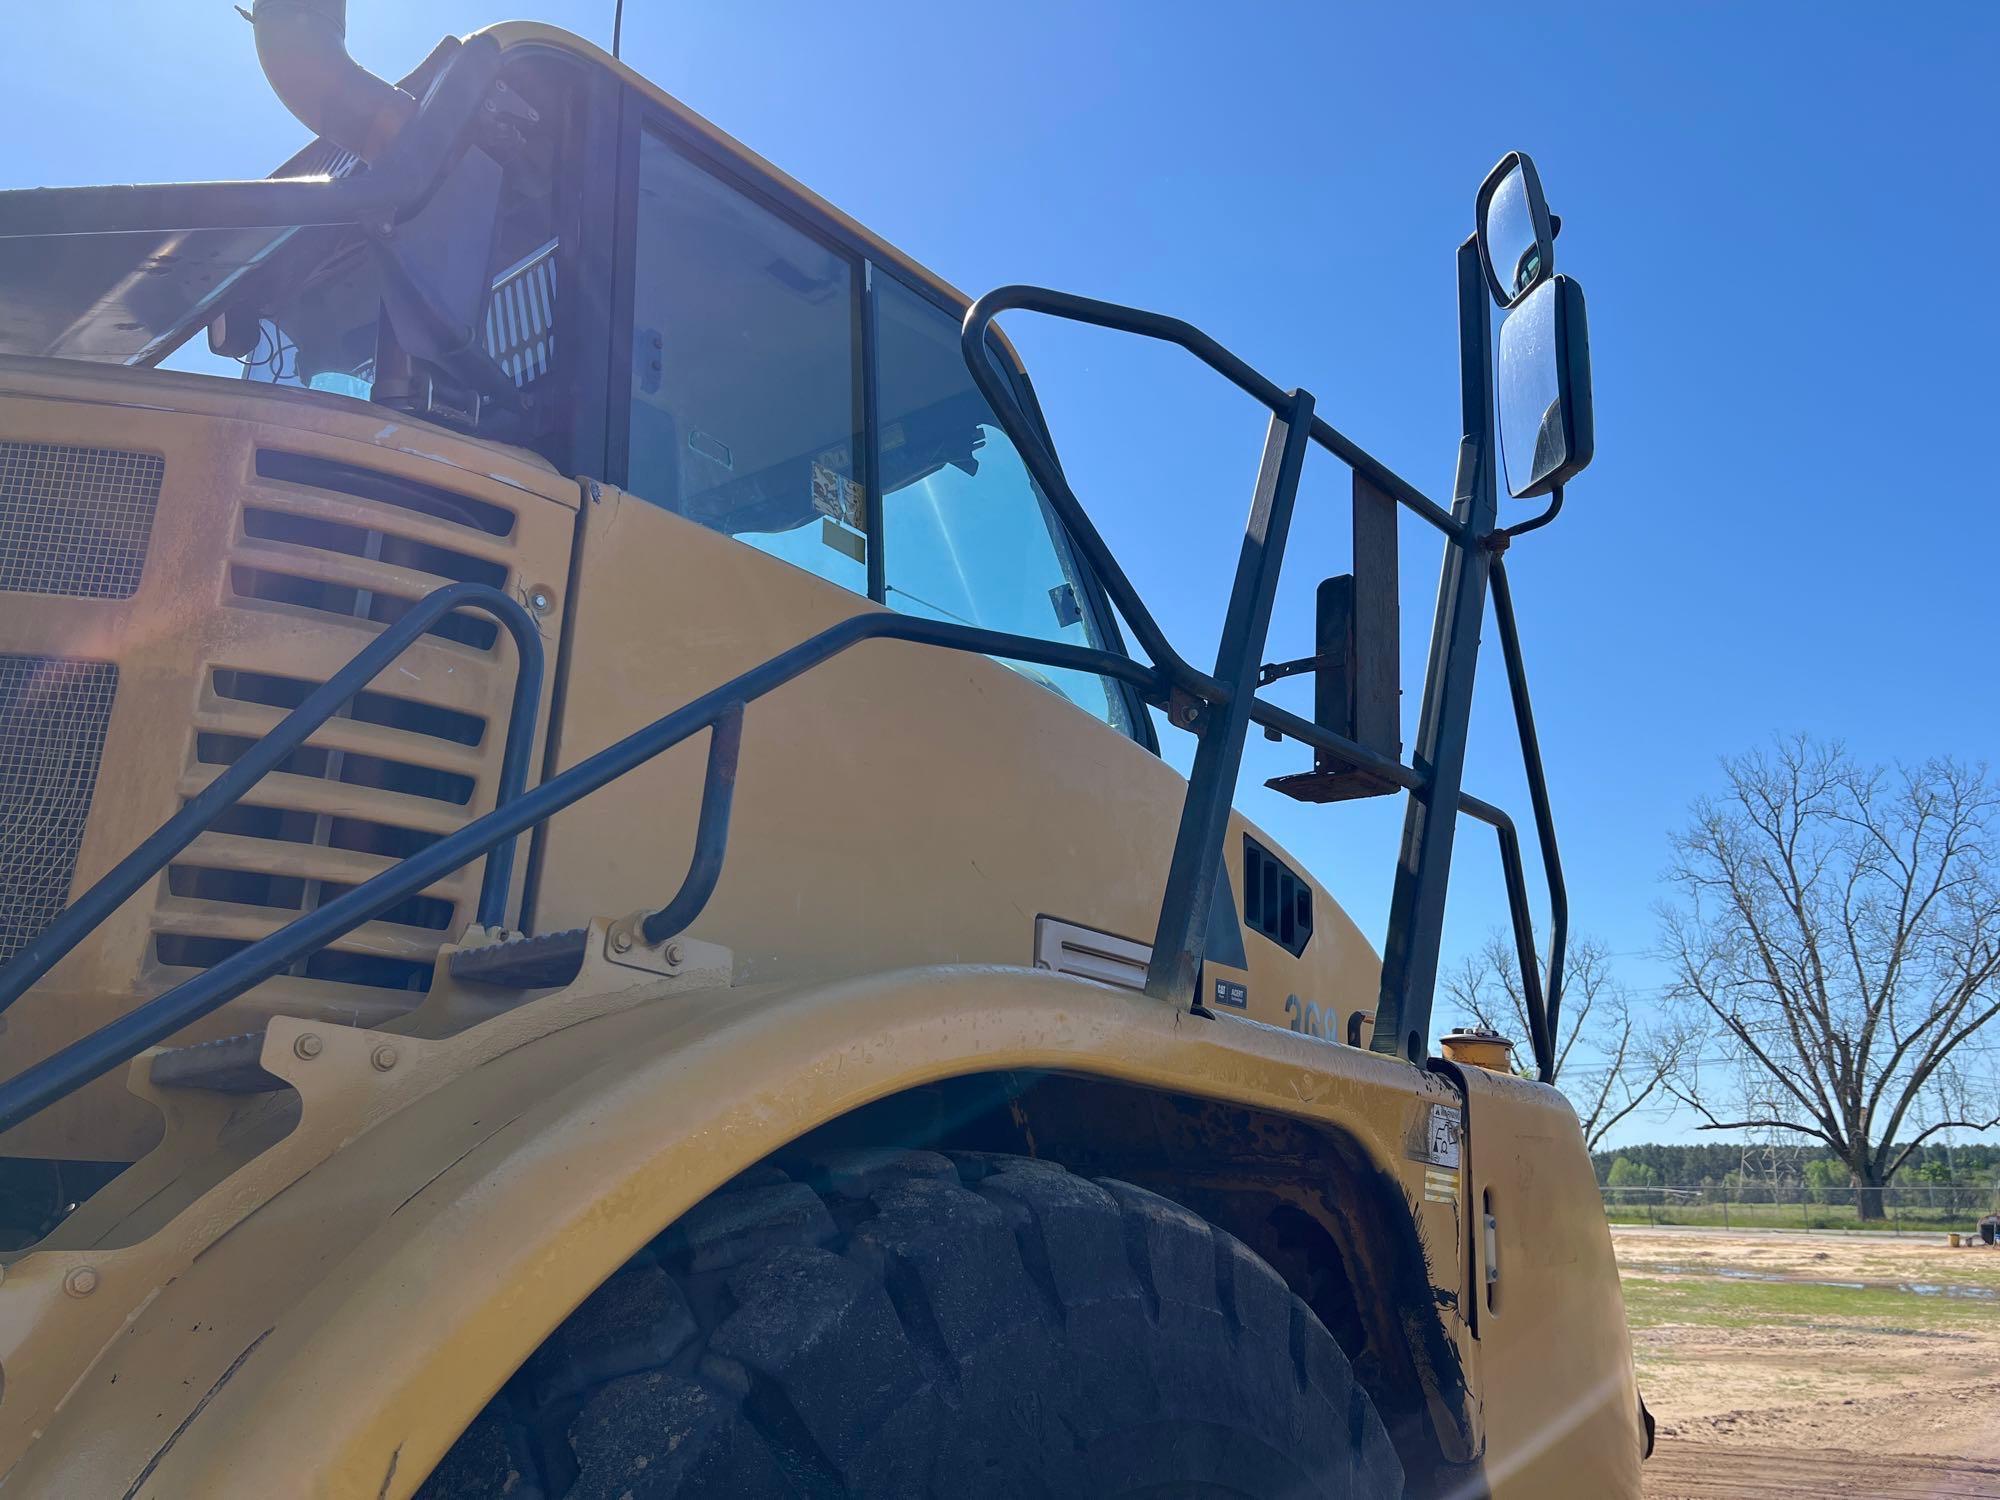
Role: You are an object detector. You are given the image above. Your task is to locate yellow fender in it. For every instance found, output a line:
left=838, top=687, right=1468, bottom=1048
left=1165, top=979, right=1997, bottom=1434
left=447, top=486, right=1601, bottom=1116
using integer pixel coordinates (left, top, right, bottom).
left=0, top=950, right=1472, bottom=1498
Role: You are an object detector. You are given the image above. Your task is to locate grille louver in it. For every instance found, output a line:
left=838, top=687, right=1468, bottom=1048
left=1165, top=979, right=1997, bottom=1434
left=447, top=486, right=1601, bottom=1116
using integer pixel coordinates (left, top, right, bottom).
left=1243, top=835, right=1313, bottom=957
left=0, top=656, right=117, bottom=965
left=232, top=450, right=516, bottom=649
left=0, top=442, right=162, bottom=599
left=149, top=451, right=525, bottom=1005
left=153, top=666, right=493, bottom=996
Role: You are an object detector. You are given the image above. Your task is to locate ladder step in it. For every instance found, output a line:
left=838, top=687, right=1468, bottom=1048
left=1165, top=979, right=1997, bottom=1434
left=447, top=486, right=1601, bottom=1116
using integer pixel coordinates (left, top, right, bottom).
left=149, top=1032, right=284, bottom=1094
left=448, top=927, right=589, bottom=989
left=1265, top=766, right=1404, bottom=804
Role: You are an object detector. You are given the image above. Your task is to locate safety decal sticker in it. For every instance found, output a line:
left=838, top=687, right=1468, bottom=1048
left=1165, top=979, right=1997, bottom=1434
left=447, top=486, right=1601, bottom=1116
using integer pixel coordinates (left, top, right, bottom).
left=1424, top=1166, right=1460, bottom=1204
left=1424, top=1103, right=1462, bottom=1169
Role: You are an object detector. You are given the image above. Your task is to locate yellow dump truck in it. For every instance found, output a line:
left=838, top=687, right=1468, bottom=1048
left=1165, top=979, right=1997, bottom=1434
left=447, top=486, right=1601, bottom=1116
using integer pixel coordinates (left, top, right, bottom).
left=0, top=4, right=1642, bottom=1494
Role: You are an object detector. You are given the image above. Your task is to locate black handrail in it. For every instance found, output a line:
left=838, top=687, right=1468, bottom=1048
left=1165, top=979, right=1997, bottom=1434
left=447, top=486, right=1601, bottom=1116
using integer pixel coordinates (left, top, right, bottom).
left=961, top=285, right=1462, bottom=543
left=1488, top=554, right=1569, bottom=1071
left=0, top=614, right=1159, bottom=1136
left=0, top=281, right=1574, bottom=1132
left=0, top=581, right=544, bottom=1021
left=960, top=284, right=1566, bottom=1070
left=639, top=703, right=744, bottom=946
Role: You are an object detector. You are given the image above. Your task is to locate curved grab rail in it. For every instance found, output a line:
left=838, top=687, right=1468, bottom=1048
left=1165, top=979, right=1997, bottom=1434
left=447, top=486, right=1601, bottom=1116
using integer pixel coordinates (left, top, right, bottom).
left=961, top=285, right=1461, bottom=540
left=639, top=702, right=744, bottom=946
left=0, top=613, right=1160, bottom=1136
left=0, top=580, right=544, bottom=1020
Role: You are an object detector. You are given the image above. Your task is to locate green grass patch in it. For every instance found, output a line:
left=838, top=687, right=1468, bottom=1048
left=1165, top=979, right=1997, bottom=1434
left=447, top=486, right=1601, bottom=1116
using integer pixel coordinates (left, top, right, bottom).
left=1618, top=1272, right=1993, bottom=1333
left=1604, top=1201, right=1975, bottom=1234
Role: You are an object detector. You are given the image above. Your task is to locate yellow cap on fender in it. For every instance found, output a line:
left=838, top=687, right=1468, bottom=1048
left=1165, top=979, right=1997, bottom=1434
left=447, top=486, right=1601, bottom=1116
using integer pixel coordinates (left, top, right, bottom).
left=1441, top=1027, right=1517, bottom=1073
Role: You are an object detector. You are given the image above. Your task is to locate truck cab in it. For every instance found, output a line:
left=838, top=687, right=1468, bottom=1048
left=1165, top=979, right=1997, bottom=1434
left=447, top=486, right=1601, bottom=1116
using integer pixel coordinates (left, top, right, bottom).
left=0, top=12, right=1641, bottom=1497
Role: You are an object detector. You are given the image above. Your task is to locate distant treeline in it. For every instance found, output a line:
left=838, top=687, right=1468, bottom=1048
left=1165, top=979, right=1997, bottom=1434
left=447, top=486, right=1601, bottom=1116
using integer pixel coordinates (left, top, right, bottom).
left=1590, top=1141, right=2000, bottom=1187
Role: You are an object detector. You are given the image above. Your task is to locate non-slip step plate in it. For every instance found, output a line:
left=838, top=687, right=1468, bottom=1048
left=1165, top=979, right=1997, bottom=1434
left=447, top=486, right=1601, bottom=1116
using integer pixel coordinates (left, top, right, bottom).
left=149, top=1032, right=284, bottom=1094
left=447, top=927, right=589, bottom=989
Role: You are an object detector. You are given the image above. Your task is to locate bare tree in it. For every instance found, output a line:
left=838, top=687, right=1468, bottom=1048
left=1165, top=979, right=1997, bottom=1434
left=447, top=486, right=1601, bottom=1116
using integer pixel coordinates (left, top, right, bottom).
left=1660, top=737, right=2000, bottom=1218
left=1443, top=932, right=1685, bottom=1152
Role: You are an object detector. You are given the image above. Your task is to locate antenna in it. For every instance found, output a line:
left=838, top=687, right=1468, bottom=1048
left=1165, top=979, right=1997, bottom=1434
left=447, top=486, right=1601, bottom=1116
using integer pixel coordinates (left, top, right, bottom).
left=612, top=0, right=626, bottom=59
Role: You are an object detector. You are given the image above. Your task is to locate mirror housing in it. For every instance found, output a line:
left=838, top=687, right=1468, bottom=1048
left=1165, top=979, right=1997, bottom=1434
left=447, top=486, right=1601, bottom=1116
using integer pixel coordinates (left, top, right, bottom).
left=1497, top=274, right=1593, bottom=499
left=1475, top=151, right=1555, bottom=309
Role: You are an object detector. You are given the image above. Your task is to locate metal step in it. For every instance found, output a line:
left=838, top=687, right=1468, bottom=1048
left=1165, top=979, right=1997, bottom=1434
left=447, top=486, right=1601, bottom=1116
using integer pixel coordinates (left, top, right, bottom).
left=447, top=927, right=588, bottom=989
left=1265, top=765, right=1404, bottom=803
left=149, top=1032, right=285, bottom=1094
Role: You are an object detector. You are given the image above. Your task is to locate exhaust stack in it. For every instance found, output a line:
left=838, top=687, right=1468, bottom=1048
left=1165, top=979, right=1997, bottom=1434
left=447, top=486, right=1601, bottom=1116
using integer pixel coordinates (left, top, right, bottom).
left=252, top=0, right=416, bottom=163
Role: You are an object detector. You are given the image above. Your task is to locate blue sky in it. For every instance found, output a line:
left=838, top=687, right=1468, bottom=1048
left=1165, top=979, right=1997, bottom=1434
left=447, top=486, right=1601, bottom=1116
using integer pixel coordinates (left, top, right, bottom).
left=6, top=3, right=1997, bottom=1146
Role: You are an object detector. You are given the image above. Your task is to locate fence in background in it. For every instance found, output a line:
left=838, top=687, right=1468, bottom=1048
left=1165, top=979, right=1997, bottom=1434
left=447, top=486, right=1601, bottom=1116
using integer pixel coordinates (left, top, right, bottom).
left=1601, top=1182, right=2000, bottom=1235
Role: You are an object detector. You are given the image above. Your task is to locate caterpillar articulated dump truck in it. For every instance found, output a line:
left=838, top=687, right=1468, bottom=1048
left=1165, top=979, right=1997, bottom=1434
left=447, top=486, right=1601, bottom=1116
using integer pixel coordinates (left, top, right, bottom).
left=0, top=5, right=1643, bottom=1495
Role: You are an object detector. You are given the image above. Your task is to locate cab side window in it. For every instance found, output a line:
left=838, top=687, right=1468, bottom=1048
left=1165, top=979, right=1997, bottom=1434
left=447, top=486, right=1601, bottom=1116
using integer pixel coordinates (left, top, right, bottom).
left=874, top=276, right=1135, bottom=734
left=621, top=130, right=1137, bottom=736
left=625, top=129, right=867, bottom=594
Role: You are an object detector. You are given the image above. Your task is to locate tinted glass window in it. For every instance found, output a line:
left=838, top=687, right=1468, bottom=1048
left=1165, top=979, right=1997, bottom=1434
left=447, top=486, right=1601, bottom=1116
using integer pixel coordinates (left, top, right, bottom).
left=874, top=276, right=1133, bottom=732
left=626, top=130, right=866, bottom=594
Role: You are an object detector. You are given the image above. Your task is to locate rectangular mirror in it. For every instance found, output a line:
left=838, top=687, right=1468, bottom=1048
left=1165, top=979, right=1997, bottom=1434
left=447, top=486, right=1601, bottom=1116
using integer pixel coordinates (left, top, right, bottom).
left=1497, top=275, right=1593, bottom=499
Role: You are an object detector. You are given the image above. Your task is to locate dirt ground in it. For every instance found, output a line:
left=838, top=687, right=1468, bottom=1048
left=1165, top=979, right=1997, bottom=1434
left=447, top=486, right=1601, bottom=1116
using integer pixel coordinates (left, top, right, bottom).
left=1615, top=1225, right=2000, bottom=1497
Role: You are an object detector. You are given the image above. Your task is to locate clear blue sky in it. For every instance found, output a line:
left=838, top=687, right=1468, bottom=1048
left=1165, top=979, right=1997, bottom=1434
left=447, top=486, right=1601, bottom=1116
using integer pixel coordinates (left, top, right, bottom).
left=7, top=3, right=1997, bottom=1146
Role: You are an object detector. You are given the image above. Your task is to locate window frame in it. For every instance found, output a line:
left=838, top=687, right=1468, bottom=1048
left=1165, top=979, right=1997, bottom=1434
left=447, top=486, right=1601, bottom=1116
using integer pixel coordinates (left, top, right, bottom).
left=606, top=94, right=1154, bottom=748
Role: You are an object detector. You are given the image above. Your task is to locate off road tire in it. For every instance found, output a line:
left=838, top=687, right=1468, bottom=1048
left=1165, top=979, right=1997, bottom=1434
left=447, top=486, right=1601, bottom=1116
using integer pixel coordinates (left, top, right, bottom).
left=420, top=1148, right=1404, bottom=1498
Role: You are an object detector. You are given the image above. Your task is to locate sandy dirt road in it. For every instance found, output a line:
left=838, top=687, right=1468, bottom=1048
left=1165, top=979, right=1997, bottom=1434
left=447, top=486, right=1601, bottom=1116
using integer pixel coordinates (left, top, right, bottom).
left=1615, top=1226, right=2000, bottom=1498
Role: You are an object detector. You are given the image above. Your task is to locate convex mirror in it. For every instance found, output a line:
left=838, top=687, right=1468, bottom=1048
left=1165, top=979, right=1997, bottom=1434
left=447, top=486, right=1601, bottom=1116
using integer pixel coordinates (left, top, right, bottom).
left=1476, top=152, right=1555, bottom=308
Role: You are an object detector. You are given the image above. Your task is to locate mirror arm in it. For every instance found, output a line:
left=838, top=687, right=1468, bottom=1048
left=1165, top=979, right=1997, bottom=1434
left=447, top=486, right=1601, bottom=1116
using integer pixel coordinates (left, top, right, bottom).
left=1482, top=485, right=1564, bottom=553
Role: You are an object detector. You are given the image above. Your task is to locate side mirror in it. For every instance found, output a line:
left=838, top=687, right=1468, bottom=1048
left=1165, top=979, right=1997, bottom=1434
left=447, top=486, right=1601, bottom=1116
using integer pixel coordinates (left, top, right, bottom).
left=1476, top=152, right=1555, bottom=309
left=1497, top=275, right=1593, bottom=498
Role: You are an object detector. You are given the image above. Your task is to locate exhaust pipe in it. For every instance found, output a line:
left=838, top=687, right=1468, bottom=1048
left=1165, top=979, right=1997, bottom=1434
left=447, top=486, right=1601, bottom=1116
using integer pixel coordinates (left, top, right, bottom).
left=252, top=0, right=417, bottom=164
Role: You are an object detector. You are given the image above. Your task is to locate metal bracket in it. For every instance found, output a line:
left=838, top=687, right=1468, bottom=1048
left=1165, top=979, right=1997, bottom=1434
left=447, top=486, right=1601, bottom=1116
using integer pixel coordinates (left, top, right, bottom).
left=1256, top=654, right=1323, bottom=687
left=603, top=912, right=729, bottom=985
left=1165, top=687, right=1210, bottom=735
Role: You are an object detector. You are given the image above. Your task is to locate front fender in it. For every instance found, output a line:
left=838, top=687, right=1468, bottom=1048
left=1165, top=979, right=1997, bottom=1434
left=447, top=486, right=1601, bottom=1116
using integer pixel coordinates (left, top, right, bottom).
left=3, top=964, right=1465, bottom=1498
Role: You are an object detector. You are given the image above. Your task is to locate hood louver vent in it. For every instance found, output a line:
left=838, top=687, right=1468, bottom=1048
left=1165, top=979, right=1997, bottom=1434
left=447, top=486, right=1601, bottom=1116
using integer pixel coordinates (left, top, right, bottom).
left=149, top=450, right=529, bottom=1013
left=231, top=450, right=518, bottom=650
left=1243, top=835, right=1313, bottom=957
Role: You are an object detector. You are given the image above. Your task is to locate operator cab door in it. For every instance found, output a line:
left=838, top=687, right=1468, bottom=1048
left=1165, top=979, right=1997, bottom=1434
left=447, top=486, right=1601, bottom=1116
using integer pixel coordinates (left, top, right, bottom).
left=615, top=123, right=1143, bottom=740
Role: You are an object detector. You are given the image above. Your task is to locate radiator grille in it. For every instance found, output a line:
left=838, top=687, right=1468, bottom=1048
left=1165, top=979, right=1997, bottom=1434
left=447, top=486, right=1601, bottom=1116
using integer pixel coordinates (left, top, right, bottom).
left=0, top=656, right=118, bottom=965
left=0, top=442, right=163, bottom=599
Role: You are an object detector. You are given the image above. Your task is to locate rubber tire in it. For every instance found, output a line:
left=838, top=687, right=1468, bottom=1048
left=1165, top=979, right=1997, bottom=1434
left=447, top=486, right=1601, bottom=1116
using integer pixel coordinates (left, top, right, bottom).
left=419, top=1148, right=1404, bottom=1498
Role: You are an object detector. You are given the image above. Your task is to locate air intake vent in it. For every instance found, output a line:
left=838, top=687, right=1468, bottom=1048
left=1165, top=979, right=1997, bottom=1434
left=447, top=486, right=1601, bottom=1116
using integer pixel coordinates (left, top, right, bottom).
left=0, top=442, right=163, bottom=599
left=147, top=667, right=492, bottom=997
left=253, top=451, right=515, bottom=537
left=237, top=451, right=517, bottom=649
left=1242, top=835, right=1313, bottom=957
left=0, top=656, right=117, bottom=964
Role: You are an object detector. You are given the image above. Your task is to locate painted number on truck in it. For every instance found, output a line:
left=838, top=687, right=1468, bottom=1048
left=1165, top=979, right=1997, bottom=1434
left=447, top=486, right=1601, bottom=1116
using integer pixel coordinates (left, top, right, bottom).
left=1285, top=994, right=1331, bottom=1039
